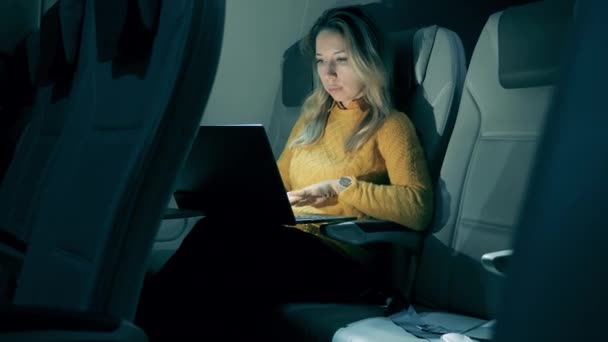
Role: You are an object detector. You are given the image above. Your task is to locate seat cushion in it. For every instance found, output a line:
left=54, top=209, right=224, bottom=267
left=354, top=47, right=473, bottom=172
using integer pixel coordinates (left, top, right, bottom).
left=278, top=303, right=492, bottom=341
left=333, top=307, right=492, bottom=342
left=334, top=317, right=427, bottom=342
left=275, top=303, right=385, bottom=341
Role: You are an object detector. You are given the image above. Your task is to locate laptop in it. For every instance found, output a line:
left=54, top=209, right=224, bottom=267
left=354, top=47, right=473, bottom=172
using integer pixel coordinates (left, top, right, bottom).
left=170, top=124, right=357, bottom=225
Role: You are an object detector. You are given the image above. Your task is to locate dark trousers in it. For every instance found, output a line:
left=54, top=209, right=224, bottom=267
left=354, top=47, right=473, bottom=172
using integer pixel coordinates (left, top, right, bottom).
left=135, top=217, right=379, bottom=341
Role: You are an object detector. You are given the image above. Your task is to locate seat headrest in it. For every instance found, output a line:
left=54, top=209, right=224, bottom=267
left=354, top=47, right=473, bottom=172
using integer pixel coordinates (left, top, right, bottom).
left=59, top=0, right=85, bottom=65
left=412, top=25, right=438, bottom=85
left=281, top=41, right=313, bottom=108
left=95, top=0, right=160, bottom=62
left=498, top=0, right=574, bottom=89
left=387, top=26, right=438, bottom=112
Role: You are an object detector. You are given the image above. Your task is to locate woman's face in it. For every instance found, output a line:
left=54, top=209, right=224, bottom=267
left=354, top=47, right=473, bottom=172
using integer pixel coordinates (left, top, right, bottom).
left=315, top=30, right=364, bottom=106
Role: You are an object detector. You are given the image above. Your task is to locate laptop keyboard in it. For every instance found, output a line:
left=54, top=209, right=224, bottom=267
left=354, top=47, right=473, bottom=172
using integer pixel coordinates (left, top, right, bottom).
left=295, top=213, right=337, bottom=220
left=294, top=213, right=357, bottom=223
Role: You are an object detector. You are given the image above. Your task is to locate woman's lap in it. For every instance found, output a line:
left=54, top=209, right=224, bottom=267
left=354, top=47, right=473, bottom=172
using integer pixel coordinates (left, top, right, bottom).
left=135, top=217, right=377, bottom=338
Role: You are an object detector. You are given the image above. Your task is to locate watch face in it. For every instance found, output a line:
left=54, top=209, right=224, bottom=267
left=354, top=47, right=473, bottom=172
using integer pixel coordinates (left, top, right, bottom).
left=340, top=177, right=352, bottom=187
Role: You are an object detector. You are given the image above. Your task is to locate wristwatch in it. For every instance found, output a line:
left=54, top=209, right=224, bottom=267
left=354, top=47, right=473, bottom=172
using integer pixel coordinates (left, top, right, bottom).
left=338, top=176, right=353, bottom=191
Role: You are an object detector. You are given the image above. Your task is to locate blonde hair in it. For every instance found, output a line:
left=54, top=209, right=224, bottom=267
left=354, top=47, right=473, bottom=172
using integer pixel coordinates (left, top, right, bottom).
left=289, top=6, right=392, bottom=153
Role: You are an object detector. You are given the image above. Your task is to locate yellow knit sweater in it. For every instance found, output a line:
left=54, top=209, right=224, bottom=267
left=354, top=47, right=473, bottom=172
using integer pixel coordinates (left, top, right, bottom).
left=277, top=100, right=433, bottom=231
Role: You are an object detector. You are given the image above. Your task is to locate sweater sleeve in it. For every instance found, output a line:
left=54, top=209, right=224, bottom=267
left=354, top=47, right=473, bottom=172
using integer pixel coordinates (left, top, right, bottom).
left=276, top=114, right=307, bottom=192
left=339, top=113, right=434, bottom=231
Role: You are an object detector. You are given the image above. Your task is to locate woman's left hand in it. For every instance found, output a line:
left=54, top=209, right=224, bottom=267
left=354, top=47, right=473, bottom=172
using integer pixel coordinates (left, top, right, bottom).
left=287, top=179, right=340, bottom=208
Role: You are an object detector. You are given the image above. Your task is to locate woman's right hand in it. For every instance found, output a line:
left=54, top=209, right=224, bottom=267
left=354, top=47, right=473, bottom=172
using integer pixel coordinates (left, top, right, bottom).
left=287, top=191, right=305, bottom=206
left=287, top=179, right=340, bottom=208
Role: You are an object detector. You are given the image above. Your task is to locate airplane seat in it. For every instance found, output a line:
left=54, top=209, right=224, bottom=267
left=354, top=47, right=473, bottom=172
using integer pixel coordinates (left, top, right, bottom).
left=0, top=0, right=225, bottom=341
left=0, top=0, right=81, bottom=305
left=321, top=25, right=467, bottom=310
left=275, top=1, right=575, bottom=341
left=335, top=0, right=573, bottom=340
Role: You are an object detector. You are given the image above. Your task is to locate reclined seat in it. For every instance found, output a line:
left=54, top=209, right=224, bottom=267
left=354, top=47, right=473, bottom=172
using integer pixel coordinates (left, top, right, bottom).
left=0, top=0, right=225, bottom=340
left=279, top=1, right=574, bottom=341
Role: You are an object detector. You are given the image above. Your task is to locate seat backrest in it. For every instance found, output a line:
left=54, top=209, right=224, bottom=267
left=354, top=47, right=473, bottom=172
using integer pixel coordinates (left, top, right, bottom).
left=267, top=24, right=466, bottom=184
left=388, top=25, right=466, bottom=182
left=8, top=0, right=224, bottom=323
left=412, top=0, right=574, bottom=319
left=495, top=2, right=608, bottom=341
left=0, top=0, right=41, bottom=185
left=0, top=0, right=78, bottom=303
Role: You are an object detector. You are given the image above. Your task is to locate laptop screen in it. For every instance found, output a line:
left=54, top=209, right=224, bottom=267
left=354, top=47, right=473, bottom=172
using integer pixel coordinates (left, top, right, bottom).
left=173, top=124, right=297, bottom=225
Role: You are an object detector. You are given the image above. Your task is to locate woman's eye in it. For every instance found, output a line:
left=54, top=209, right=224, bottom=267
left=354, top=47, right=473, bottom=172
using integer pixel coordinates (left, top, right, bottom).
left=315, top=59, right=324, bottom=64
left=336, top=57, right=348, bottom=63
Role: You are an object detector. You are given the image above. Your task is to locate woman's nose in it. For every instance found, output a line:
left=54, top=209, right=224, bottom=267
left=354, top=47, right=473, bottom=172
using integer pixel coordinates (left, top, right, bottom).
left=325, top=61, right=337, bottom=78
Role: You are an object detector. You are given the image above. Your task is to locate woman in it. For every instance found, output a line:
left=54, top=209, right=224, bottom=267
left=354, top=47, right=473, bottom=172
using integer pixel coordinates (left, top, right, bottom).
left=280, top=7, right=432, bottom=233
left=136, top=6, right=433, bottom=341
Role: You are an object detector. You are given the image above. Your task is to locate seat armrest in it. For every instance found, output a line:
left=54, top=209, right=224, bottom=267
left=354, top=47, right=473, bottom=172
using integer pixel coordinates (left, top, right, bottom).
left=324, top=220, right=425, bottom=300
left=0, top=304, right=120, bottom=332
left=323, top=219, right=423, bottom=249
left=0, top=305, right=147, bottom=341
left=163, top=208, right=205, bottom=220
left=481, top=249, right=512, bottom=277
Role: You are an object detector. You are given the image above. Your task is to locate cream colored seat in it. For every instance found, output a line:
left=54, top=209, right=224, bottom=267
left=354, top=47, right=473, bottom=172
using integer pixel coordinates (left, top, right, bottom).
left=330, top=1, right=574, bottom=341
